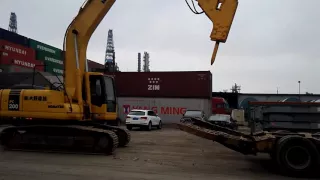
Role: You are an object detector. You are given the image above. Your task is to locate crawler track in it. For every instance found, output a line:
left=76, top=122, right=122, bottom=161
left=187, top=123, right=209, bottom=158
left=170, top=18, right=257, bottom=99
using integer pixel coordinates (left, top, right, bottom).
left=88, top=123, right=131, bottom=147
left=0, top=125, right=120, bottom=155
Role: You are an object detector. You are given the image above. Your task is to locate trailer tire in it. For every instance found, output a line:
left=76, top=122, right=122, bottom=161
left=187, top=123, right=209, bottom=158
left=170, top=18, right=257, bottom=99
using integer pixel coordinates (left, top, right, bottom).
left=276, top=135, right=319, bottom=177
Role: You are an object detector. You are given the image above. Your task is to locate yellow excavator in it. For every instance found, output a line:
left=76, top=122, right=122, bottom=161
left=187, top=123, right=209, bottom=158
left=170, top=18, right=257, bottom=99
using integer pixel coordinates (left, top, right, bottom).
left=0, top=0, right=238, bottom=154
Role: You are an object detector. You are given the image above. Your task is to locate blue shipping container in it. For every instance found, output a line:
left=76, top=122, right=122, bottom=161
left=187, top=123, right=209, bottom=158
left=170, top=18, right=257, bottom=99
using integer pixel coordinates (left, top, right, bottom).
left=0, top=28, right=29, bottom=47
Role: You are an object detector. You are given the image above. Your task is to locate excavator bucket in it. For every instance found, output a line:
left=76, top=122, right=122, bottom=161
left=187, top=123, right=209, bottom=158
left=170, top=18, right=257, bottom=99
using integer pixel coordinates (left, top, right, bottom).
left=197, top=0, right=238, bottom=65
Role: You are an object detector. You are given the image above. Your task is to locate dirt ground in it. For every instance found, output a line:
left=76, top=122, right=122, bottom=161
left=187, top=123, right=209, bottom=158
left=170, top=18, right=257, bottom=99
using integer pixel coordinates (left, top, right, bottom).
left=0, top=126, right=314, bottom=180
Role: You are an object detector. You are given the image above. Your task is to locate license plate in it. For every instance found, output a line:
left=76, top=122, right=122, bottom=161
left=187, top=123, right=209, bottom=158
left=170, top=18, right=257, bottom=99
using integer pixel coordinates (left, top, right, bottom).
left=133, top=117, right=139, bottom=120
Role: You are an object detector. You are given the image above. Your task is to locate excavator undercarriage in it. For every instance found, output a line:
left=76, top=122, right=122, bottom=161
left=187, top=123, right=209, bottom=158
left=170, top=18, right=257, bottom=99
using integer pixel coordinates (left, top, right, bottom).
left=0, top=119, right=130, bottom=154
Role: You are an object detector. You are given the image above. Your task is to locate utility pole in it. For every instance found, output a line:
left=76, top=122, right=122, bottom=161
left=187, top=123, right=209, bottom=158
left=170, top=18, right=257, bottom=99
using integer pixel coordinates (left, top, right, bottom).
left=298, top=81, right=301, bottom=99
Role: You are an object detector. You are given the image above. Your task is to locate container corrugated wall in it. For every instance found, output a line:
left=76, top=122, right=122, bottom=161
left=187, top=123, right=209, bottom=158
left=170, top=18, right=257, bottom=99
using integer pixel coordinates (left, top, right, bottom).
left=29, top=39, right=63, bottom=58
left=105, top=71, right=212, bottom=99
left=28, top=39, right=64, bottom=75
left=0, top=40, right=44, bottom=71
left=118, top=97, right=212, bottom=124
left=88, top=59, right=104, bottom=71
left=0, top=28, right=29, bottom=47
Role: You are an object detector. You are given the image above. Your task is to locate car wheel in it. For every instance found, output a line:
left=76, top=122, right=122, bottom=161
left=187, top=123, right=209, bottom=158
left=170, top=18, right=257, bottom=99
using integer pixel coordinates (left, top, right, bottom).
left=157, top=121, right=162, bottom=129
left=126, top=125, right=132, bottom=130
left=146, top=121, right=152, bottom=131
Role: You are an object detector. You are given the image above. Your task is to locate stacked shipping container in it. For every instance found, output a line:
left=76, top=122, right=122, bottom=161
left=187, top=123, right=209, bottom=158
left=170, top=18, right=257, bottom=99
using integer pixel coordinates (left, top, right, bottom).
left=29, top=39, right=64, bottom=75
left=0, top=40, right=44, bottom=71
left=105, top=71, right=213, bottom=124
left=0, top=31, right=44, bottom=73
left=0, top=28, right=105, bottom=75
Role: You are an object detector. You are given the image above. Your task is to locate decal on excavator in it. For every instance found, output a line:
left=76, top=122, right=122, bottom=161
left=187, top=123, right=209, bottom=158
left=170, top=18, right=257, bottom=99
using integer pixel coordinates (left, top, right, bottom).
left=24, top=96, right=47, bottom=101
left=8, top=89, right=21, bottom=111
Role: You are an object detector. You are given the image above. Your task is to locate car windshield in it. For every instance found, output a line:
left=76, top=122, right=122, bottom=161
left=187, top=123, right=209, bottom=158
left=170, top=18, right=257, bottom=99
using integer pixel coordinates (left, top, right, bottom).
left=184, top=110, right=202, bottom=117
left=129, top=111, right=145, bottom=116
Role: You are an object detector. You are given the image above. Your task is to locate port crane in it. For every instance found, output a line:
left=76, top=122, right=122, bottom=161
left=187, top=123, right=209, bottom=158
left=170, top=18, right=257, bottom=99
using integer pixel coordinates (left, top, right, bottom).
left=0, top=0, right=237, bottom=154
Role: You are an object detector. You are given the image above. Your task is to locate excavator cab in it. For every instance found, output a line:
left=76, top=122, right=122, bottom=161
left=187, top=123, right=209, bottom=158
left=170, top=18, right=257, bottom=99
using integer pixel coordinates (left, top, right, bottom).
left=84, top=72, right=118, bottom=124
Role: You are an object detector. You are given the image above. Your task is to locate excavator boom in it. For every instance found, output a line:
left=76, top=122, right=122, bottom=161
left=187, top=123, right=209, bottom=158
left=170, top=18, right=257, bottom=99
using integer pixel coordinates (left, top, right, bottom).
left=64, top=0, right=116, bottom=102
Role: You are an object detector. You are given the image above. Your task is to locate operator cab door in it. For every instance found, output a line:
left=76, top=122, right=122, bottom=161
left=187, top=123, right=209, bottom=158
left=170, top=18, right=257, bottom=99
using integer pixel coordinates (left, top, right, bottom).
left=85, top=75, right=106, bottom=120
left=86, top=75, right=117, bottom=118
left=89, top=75, right=105, bottom=107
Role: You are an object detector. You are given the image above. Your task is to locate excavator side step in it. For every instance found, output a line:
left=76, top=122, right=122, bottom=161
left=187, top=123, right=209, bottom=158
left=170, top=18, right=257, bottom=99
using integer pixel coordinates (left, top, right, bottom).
left=0, top=125, right=119, bottom=155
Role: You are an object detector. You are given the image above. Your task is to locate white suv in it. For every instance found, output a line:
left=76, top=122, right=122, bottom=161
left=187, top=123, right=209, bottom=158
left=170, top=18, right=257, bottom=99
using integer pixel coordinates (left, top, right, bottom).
left=125, top=109, right=162, bottom=131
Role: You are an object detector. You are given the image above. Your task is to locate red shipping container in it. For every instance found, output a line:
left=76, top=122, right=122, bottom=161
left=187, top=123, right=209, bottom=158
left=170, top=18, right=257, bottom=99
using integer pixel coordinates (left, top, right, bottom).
left=0, top=39, right=35, bottom=59
left=104, top=71, right=212, bottom=99
left=0, top=51, right=44, bottom=71
left=88, top=59, right=104, bottom=69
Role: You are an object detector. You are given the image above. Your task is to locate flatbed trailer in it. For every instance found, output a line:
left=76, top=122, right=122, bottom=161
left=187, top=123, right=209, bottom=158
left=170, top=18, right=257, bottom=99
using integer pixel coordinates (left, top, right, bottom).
left=177, top=104, right=320, bottom=177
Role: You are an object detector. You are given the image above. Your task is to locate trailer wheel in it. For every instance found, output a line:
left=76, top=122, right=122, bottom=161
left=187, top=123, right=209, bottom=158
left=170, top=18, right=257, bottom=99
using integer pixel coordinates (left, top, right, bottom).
left=276, top=135, right=319, bottom=176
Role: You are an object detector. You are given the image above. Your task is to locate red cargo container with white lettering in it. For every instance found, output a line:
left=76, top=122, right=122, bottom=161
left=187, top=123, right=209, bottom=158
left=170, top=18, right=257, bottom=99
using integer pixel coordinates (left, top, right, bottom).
left=105, top=71, right=212, bottom=99
left=0, top=40, right=44, bottom=71
left=117, top=97, right=212, bottom=124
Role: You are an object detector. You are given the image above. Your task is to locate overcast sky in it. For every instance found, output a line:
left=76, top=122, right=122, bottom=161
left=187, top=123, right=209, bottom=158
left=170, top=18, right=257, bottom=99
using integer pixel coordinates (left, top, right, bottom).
left=1, top=0, right=319, bottom=94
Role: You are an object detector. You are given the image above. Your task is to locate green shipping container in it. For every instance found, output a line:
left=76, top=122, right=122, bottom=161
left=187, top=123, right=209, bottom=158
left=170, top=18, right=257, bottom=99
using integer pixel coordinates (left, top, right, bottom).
left=29, top=39, right=63, bottom=58
left=45, top=61, right=64, bottom=75
left=45, top=66, right=64, bottom=75
left=36, top=51, right=64, bottom=66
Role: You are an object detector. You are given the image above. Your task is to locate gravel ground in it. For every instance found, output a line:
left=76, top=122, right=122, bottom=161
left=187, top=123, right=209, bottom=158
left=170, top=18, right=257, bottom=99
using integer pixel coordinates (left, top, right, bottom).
left=0, top=127, right=315, bottom=180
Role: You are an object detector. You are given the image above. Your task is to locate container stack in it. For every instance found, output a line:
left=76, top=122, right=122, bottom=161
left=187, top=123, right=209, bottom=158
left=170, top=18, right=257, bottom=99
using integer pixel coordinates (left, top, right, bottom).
left=0, top=40, right=44, bottom=72
left=0, top=28, right=44, bottom=73
left=28, top=39, right=64, bottom=75
left=0, top=27, right=104, bottom=75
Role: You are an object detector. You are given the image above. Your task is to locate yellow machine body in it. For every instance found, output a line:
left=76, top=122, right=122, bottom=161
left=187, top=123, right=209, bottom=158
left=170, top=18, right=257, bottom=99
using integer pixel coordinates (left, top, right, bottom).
left=0, top=89, right=116, bottom=121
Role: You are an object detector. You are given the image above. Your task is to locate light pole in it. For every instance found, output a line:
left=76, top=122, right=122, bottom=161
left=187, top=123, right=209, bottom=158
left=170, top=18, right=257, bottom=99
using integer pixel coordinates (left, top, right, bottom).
left=298, top=81, right=301, bottom=99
